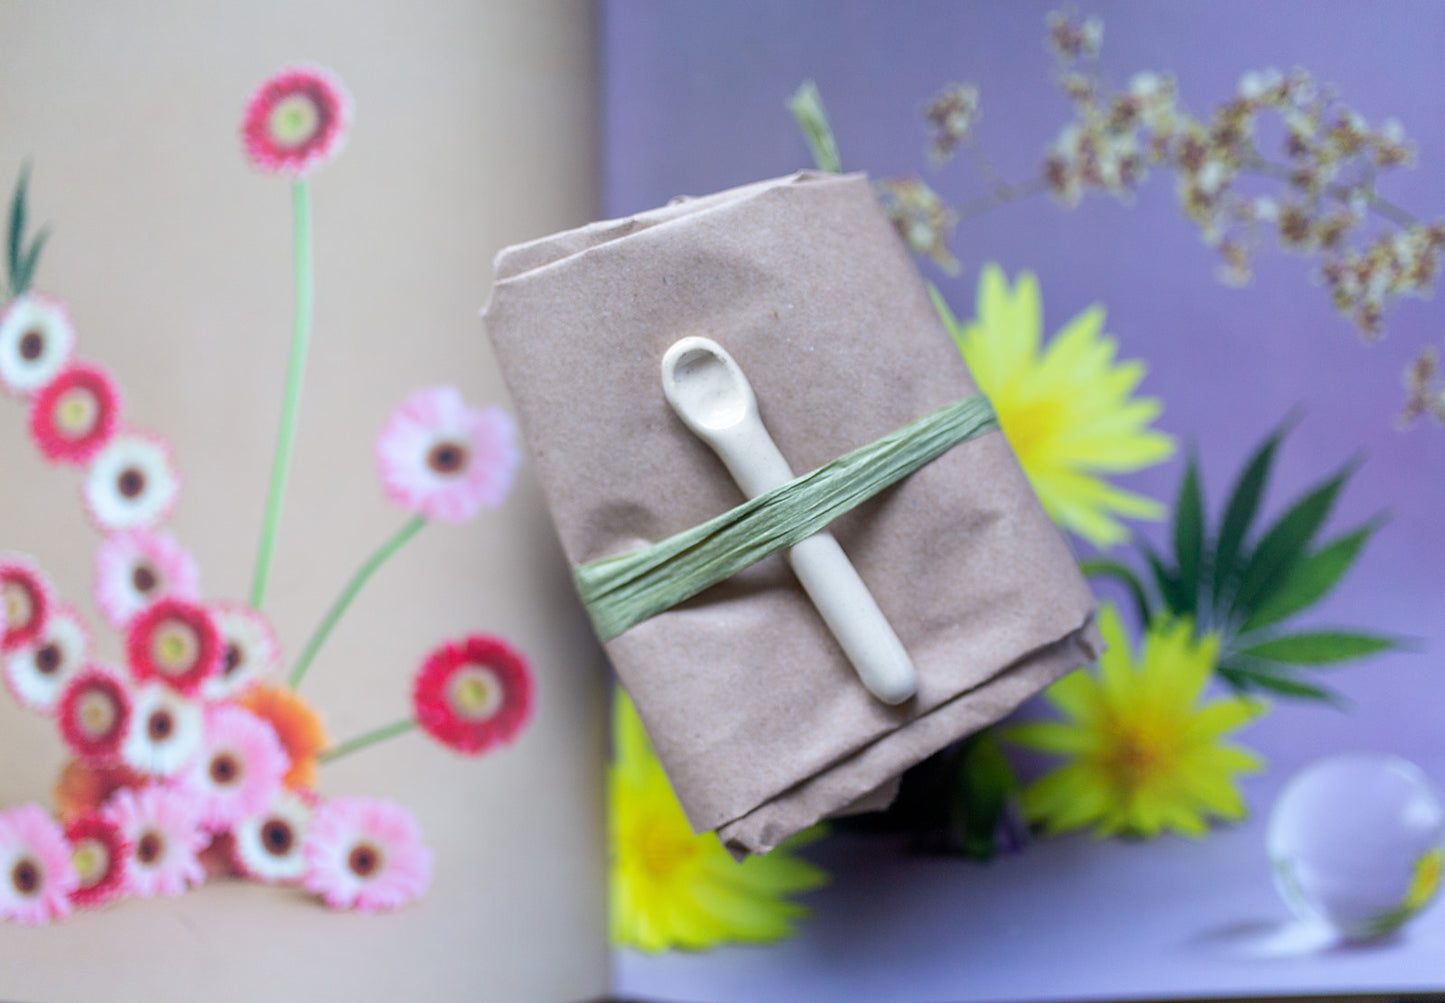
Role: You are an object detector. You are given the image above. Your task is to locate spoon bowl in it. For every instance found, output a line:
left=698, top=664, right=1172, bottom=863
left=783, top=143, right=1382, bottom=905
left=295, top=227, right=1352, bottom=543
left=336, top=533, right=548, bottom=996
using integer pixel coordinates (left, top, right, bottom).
left=661, top=338, right=754, bottom=434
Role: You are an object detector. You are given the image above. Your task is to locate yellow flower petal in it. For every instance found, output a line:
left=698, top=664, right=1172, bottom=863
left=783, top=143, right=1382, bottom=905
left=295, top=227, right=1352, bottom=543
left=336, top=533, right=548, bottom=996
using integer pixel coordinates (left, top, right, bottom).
left=1005, top=720, right=1100, bottom=755
left=609, top=687, right=825, bottom=952
left=1019, top=604, right=1266, bottom=840
left=954, top=264, right=1174, bottom=549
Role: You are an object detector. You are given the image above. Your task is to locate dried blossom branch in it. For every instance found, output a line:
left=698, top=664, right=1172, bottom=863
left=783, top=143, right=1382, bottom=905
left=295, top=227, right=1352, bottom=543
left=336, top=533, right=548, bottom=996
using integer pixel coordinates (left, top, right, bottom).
left=869, top=8, right=1445, bottom=426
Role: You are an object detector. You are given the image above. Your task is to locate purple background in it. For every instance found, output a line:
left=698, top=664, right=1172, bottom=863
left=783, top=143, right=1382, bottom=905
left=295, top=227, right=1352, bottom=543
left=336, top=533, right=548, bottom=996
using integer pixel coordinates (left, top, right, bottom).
left=602, top=2, right=1445, bottom=999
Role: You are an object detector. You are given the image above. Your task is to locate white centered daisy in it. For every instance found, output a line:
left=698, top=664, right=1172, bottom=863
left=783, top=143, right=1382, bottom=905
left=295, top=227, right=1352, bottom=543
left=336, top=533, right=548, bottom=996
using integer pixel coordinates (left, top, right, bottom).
left=0, top=293, right=75, bottom=396
left=233, top=790, right=313, bottom=883
left=121, top=683, right=203, bottom=778
left=3, top=606, right=88, bottom=712
left=202, top=604, right=280, bottom=700
left=82, top=433, right=180, bottom=531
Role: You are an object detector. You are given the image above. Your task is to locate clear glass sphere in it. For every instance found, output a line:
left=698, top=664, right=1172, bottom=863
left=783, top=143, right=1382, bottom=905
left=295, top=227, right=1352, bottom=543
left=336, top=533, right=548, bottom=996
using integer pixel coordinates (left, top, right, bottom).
left=1267, top=753, right=1445, bottom=939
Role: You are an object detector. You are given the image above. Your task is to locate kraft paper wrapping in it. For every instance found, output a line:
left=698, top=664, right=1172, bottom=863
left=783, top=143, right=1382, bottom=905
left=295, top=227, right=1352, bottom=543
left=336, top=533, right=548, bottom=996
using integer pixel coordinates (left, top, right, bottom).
left=482, top=171, right=1102, bottom=856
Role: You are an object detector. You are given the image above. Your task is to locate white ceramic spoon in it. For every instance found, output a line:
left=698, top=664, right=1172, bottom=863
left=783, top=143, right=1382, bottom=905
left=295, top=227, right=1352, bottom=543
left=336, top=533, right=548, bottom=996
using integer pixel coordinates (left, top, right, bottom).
left=660, top=336, right=918, bottom=705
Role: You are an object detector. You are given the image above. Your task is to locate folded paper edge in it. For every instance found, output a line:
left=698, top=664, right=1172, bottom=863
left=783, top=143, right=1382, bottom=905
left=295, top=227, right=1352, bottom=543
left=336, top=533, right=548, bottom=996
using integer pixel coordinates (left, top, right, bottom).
left=485, top=170, right=866, bottom=287
left=717, top=612, right=1105, bottom=858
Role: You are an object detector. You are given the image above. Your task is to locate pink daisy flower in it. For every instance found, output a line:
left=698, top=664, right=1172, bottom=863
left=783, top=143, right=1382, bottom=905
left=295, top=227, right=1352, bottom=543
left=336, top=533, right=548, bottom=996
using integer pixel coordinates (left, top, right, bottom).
left=0, top=805, right=78, bottom=924
left=302, top=797, right=432, bottom=912
left=375, top=386, right=520, bottom=523
left=0, top=292, right=75, bottom=397
left=57, top=669, right=131, bottom=765
left=125, top=597, right=221, bottom=696
left=178, top=705, right=289, bottom=830
left=120, top=683, right=203, bottom=779
left=94, top=529, right=201, bottom=631
left=412, top=634, right=533, bottom=756
left=241, top=65, right=351, bottom=177
left=102, top=786, right=205, bottom=898
left=65, top=811, right=130, bottom=909
left=201, top=603, right=280, bottom=701
left=82, top=431, right=181, bottom=532
left=28, top=362, right=121, bottom=466
left=3, top=604, right=89, bottom=712
left=0, top=552, right=53, bottom=652
left=232, top=789, right=314, bottom=883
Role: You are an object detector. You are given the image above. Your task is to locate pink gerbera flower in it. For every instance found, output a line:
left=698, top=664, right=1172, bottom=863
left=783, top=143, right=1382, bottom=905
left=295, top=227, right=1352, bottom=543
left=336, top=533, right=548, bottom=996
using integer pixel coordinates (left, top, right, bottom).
left=4, top=604, right=89, bottom=713
left=0, top=293, right=75, bottom=398
left=241, top=65, right=351, bottom=177
left=0, top=805, right=78, bottom=924
left=376, top=386, right=520, bottom=523
left=82, top=431, right=181, bottom=532
left=65, top=811, right=130, bottom=909
left=412, top=634, right=533, bottom=756
left=94, top=529, right=200, bottom=630
left=302, top=797, right=432, bottom=912
left=28, top=362, right=121, bottom=465
left=57, top=669, right=131, bottom=764
left=232, top=789, right=314, bottom=883
left=102, top=786, right=205, bottom=898
left=201, top=603, right=280, bottom=701
left=125, top=597, right=221, bottom=696
left=0, top=552, right=53, bottom=652
left=177, top=705, right=289, bottom=830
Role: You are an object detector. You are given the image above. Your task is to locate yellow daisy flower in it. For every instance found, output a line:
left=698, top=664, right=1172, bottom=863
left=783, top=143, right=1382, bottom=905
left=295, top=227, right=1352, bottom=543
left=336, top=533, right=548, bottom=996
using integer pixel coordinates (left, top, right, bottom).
left=932, top=263, right=1174, bottom=548
left=609, top=689, right=827, bottom=952
left=1007, top=605, right=1265, bottom=839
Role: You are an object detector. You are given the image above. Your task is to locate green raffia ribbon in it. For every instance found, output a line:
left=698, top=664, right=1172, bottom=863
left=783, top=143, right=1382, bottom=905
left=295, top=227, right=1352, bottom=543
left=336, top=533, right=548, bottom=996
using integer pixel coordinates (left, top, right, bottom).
left=575, top=394, right=998, bottom=642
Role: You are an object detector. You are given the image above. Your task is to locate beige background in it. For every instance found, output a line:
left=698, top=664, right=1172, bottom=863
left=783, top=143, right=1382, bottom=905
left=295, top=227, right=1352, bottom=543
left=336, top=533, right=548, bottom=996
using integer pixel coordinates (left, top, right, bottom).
left=0, top=2, right=607, bottom=1000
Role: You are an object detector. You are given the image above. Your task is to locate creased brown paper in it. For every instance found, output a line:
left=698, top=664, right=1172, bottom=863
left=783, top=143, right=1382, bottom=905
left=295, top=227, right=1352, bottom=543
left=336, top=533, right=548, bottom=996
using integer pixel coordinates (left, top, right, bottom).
left=482, top=171, right=1101, bottom=856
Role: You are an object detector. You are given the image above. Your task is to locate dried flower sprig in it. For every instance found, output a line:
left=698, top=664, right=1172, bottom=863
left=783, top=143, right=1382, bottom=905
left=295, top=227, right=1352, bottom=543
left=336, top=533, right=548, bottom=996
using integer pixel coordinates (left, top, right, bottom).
left=1036, top=21, right=1444, bottom=344
left=793, top=9, right=1445, bottom=425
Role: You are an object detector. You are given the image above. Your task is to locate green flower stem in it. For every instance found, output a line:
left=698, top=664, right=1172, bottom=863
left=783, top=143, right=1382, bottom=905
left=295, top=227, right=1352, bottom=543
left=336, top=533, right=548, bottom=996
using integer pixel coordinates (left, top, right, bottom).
left=251, top=179, right=316, bottom=610
left=288, top=514, right=428, bottom=689
left=318, top=718, right=417, bottom=765
left=788, top=81, right=843, bottom=174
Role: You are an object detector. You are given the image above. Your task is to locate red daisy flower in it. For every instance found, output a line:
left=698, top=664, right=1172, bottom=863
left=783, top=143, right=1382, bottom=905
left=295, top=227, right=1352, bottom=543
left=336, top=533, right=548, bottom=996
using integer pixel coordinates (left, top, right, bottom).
left=0, top=553, right=53, bottom=652
left=241, top=65, right=351, bottom=177
left=64, top=811, right=130, bottom=909
left=28, top=362, right=121, bottom=466
left=412, top=634, right=533, bottom=755
left=125, top=598, right=221, bottom=696
left=58, top=670, right=132, bottom=764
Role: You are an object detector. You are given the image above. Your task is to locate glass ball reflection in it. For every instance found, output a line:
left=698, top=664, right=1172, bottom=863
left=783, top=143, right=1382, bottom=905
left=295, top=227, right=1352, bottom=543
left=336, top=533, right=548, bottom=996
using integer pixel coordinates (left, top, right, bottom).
left=1268, top=753, right=1445, bottom=939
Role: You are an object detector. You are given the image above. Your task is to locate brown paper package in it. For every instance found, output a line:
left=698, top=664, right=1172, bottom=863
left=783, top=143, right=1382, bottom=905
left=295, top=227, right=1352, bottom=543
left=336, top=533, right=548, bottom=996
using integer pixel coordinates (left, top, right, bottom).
left=482, top=171, right=1102, bottom=857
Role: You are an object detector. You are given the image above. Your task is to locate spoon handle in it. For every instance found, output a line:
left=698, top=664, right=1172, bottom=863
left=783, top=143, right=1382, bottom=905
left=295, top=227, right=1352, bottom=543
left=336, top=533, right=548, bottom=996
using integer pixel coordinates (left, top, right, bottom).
left=674, top=374, right=918, bottom=706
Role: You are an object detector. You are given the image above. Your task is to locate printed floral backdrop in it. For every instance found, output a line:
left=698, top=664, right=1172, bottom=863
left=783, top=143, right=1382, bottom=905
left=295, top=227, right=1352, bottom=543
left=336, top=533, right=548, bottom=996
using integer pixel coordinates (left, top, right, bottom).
left=602, top=2, right=1445, bottom=999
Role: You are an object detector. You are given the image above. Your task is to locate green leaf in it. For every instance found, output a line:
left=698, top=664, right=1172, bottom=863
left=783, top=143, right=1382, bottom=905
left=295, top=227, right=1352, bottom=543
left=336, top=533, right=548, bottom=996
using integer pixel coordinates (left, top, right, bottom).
left=1237, top=630, right=1401, bottom=665
left=1078, top=558, right=1153, bottom=628
left=787, top=80, right=843, bottom=174
left=1218, top=663, right=1341, bottom=704
left=7, top=162, right=29, bottom=290
left=1229, top=455, right=1361, bottom=622
left=947, top=731, right=1017, bottom=861
left=1243, top=516, right=1385, bottom=632
left=13, top=225, right=48, bottom=296
left=1173, top=449, right=1206, bottom=616
left=1212, top=413, right=1298, bottom=607
left=1138, top=537, right=1187, bottom=616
